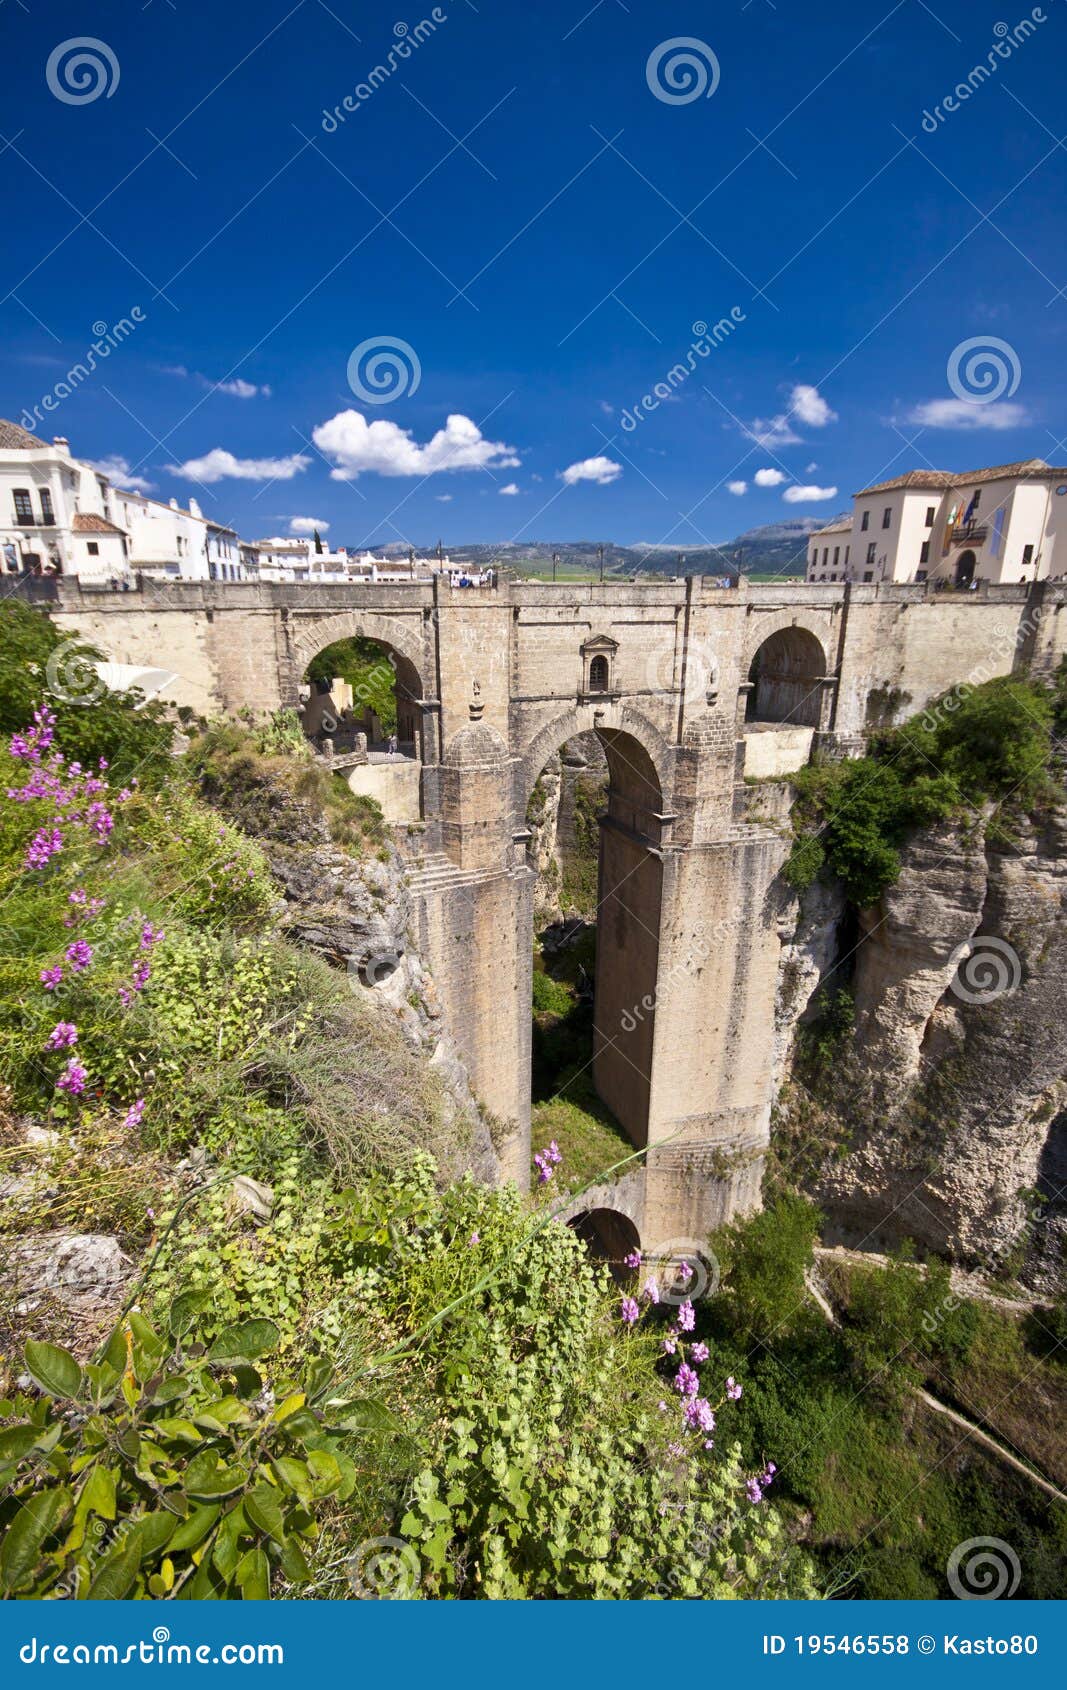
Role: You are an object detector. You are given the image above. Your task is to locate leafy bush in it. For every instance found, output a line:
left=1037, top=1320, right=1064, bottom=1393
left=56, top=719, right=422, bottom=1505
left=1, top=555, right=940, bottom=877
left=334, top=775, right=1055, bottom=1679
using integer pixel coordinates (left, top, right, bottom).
left=714, top=1192, right=821, bottom=1342
left=531, top=968, right=573, bottom=1018
left=307, top=638, right=397, bottom=733
left=786, top=675, right=1060, bottom=906
left=0, top=1314, right=362, bottom=1599
left=0, top=601, right=173, bottom=785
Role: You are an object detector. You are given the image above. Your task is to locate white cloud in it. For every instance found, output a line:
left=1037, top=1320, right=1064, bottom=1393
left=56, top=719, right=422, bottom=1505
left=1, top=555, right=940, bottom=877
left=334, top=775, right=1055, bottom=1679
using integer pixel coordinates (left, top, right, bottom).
left=805, top=461, right=818, bottom=473
left=754, top=467, right=787, bottom=487
left=598, top=400, right=614, bottom=416
left=559, top=456, right=622, bottom=487
left=727, top=480, right=747, bottom=495
left=87, top=455, right=155, bottom=494
left=213, top=377, right=271, bottom=399
left=904, top=398, right=1028, bottom=431
left=160, top=364, right=271, bottom=398
left=312, top=409, right=520, bottom=479
left=499, top=482, right=520, bottom=496
left=782, top=484, right=839, bottom=503
left=790, top=383, right=837, bottom=427
left=289, top=516, right=329, bottom=535
left=435, top=493, right=453, bottom=502
left=745, top=415, right=802, bottom=449
left=168, top=448, right=310, bottom=483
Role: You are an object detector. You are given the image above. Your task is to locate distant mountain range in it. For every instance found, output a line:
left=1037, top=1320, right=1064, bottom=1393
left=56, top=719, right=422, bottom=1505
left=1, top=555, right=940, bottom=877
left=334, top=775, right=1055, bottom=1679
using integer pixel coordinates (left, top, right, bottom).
left=367, top=518, right=849, bottom=579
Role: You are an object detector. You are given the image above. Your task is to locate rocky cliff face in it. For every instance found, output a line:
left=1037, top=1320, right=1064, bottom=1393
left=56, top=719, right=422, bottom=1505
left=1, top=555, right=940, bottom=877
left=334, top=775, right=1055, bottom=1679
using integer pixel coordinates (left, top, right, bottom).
left=774, top=809, right=1067, bottom=1291
left=199, top=763, right=499, bottom=1187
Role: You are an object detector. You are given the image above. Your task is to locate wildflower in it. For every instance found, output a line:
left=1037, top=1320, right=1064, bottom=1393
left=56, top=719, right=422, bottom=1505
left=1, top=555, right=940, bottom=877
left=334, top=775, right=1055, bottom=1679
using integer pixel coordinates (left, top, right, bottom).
left=691, top=1340, right=710, bottom=1363
left=683, top=1397, right=716, bottom=1434
left=673, top=1362, right=699, bottom=1398
left=623, top=1248, right=642, bottom=1269
left=124, top=1098, right=146, bottom=1131
left=65, top=940, right=93, bottom=972
left=761, top=1462, right=777, bottom=1487
left=140, top=921, right=164, bottom=948
left=667, top=1441, right=685, bottom=1459
left=677, top=1298, right=695, bottom=1332
left=26, top=827, right=63, bottom=869
left=678, top=1260, right=693, bottom=1282
left=131, top=959, right=151, bottom=992
left=40, top=966, right=63, bottom=991
left=533, top=1142, right=560, bottom=1184
left=44, top=1022, right=78, bottom=1051
left=703, top=1438, right=714, bottom=1451
left=657, top=1401, right=668, bottom=1412
left=56, top=1059, right=87, bottom=1096
left=642, top=1277, right=660, bottom=1304
left=145, top=1207, right=155, bottom=1221
left=469, top=1231, right=480, bottom=1245
left=746, top=1479, right=764, bottom=1505
left=620, top=1296, right=639, bottom=1326
left=725, top=1377, right=742, bottom=1401
left=547, top=1140, right=562, bottom=1165
left=661, top=1330, right=677, bottom=1355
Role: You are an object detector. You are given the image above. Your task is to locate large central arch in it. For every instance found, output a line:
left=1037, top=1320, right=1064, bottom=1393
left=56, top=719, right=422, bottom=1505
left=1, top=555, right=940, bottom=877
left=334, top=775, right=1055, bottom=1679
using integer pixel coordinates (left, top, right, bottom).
left=519, top=709, right=669, bottom=1152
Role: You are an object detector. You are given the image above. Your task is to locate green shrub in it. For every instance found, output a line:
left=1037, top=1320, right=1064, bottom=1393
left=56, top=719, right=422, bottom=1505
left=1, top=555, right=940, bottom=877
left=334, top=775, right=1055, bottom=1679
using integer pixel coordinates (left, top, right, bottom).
left=0, top=1314, right=364, bottom=1599
left=531, top=969, right=573, bottom=1017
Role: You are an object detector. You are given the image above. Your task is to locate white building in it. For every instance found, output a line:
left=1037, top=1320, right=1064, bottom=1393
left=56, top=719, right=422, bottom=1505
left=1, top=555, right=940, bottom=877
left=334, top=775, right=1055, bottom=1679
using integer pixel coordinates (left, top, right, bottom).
left=0, top=420, right=133, bottom=583
left=806, top=459, right=1067, bottom=587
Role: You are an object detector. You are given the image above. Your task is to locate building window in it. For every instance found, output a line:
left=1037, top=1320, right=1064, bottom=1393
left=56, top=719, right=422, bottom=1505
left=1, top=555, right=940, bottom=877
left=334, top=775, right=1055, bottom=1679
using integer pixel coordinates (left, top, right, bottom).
left=860, top=510, right=869, bottom=531
left=832, top=546, right=840, bottom=567
left=866, top=542, right=876, bottom=566
left=882, top=506, right=892, bottom=528
left=1022, top=543, right=1034, bottom=566
left=13, top=489, right=33, bottom=524
left=86, top=542, right=99, bottom=556
left=925, top=506, right=935, bottom=526
left=829, top=574, right=837, bottom=583
left=39, top=489, right=55, bottom=525
left=863, top=571, right=873, bottom=582
left=844, top=545, right=849, bottom=566
left=920, top=540, right=930, bottom=565
left=588, top=654, right=609, bottom=692
left=916, top=570, right=928, bottom=583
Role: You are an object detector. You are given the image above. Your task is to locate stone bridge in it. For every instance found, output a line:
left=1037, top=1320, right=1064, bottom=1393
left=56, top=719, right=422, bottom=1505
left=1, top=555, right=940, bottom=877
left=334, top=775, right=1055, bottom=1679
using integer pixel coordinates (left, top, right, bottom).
left=36, top=574, right=1067, bottom=1253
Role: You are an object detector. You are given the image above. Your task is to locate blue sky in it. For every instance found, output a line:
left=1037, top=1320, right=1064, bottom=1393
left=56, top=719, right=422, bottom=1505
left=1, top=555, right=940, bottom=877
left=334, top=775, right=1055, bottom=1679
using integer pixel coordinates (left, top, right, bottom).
left=2, top=0, right=1065, bottom=547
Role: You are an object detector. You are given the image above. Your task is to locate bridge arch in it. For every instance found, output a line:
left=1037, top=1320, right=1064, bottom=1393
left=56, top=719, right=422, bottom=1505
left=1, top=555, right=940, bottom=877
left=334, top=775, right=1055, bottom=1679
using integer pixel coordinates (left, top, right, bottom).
left=289, top=611, right=431, bottom=705
left=522, top=708, right=669, bottom=1155
left=291, top=613, right=432, bottom=759
left=744, top=621, right=829, bottom=728
left=567, top=1207, right=641, bottom=1273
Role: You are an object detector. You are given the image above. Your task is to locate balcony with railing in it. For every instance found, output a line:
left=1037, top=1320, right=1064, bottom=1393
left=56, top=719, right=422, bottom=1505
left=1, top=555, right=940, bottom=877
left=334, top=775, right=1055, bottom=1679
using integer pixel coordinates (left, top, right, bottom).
left=949, top=523, right=988, bottom=546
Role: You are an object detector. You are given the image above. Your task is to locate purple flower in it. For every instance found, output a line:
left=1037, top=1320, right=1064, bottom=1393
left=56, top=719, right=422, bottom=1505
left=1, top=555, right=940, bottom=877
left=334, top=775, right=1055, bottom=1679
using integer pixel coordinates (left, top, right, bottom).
left=65, top=940, right=93, bottom=973
left=44, top=1022, right=78, bottom=1051
left=40, top=966, right=64, bottom=991
left=677, top=1298, right=695, bottom=1333
left=469, top=1231, right=480, bottom=1245
left=56, top=1059, right=87, bottom=1097
left=533, top=1142, right=560, bottom=1184
left=131, top=959, right=151, bottom=992
left=124, top=1098, right=146, bottom=1131
left=683, top=1397, right=716, bottom=1434
left=674, top=1362, right=699, bottom=1398
left=661, top=1331, right=677, bottom=1355
left=623, top=1248, right=642, bottom=1270
left=703, top=1438, right=715, bottom=1451
left=547, top=1140, right=561, bottom=1166
left=140, top=922, right=164, bottom=949
left=26, top=827, right=63, bottom=869
left=677, top=1260, right=693, bottom=1282
left=691, top=1341, right=710, bottom=1363
left=725, top=1377, right=742, bottom=1401
left=642, top=1277, right=660, bottom=1304
left=746, top=1479, right=764, bottom=1505
left=620, top=1296, right=639, bottom=1327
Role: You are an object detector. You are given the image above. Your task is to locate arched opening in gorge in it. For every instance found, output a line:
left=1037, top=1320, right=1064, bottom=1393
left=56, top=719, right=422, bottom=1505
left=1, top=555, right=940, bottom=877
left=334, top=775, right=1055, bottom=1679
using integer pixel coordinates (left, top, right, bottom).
left=745, top=626, right=826, bottom=729
left=567, top=1208, right=641, bottom=1277
left=299, top=634, right=424, bottom=760
left=525, top=722, right=665, bottom=1194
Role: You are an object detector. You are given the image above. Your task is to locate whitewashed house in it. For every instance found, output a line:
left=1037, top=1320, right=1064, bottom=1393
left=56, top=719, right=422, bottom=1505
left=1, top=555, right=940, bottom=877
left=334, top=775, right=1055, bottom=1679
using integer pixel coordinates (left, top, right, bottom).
left=806, top=459, right=1067, bottom=587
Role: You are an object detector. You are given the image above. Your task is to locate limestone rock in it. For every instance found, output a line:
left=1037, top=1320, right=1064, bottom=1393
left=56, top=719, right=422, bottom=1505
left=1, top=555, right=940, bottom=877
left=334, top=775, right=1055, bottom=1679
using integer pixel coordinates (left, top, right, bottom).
left=3, top=1232, right=130, bottom=1308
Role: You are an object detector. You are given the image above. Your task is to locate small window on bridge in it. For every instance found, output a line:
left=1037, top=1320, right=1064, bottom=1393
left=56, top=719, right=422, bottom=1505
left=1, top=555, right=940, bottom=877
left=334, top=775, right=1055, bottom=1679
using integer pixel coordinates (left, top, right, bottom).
left=588, top=654, right=609, bottom=692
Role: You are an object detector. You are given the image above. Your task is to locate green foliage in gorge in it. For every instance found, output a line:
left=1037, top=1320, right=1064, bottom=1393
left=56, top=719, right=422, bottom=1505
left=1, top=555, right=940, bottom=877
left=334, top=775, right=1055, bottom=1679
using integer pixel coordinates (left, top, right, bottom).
left=785, top=674, right=1060, bottom=906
